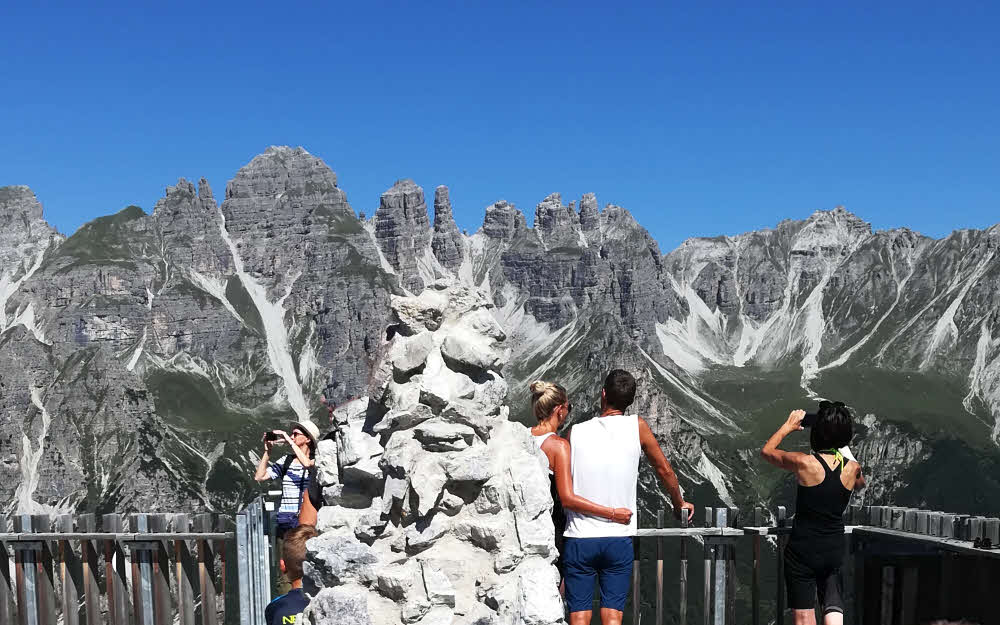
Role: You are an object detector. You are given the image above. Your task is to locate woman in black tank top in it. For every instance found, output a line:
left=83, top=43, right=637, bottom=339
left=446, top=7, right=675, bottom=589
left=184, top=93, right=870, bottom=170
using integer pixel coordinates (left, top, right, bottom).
left=761, top=401, right=864, bottom=625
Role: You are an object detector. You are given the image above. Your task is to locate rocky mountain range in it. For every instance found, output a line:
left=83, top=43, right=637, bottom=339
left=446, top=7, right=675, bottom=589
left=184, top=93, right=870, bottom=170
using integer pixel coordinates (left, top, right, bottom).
left=2, top=146, right=999, bottom=519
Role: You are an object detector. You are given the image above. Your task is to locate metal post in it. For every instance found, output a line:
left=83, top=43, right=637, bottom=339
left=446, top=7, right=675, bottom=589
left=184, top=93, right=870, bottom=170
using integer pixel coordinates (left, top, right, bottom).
left=712, top=508, right=727, bottom=625
left=236, top=512, right=251, bottom=625
left=1, top=533, right=15, bottom=625
left=751, top=530, right=760, bottom=625
left=679, top=508, right=688, bottom=625
left=725, top=509, right=736, bottom=625
left=76, top=514, right=100, bottom=625
left=14, top=514, right=39, bottom=625
left=751, top=505, right=762, bottom=625
left=218, top=514, right=234, bottom=625
left=879, top=565, right=894, bottom=625
left=702, top=507, right=713, bottom=625
left=853, top=536, right=865, bottom=624
left=655, top=509, right=664, bottom=625
left=776, top=506, right=786, bottom=625
left=632, top=511, right=640, bottom=625
left=131, top=514, right=155, bottom=625
left=255, top=500, right=268, bottom=620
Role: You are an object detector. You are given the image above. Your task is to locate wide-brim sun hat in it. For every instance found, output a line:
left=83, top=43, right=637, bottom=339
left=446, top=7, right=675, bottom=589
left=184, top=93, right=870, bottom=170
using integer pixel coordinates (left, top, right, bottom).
left=292, top=420, right=320, bottom=446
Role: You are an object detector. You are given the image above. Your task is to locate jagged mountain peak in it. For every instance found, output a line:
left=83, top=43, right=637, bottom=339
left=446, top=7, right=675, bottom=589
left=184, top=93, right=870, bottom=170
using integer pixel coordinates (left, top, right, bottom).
left=0, top=185, right=63, bottom=269
left=431, top=185, right=463, bottom=271
left=0, top=185, right=46, bottom=222
left=197, top=177, right=214, bottom=201
left=263, top=144, right=312, bottom=158
left=534, top=192, right=586, bottom=249
left=481, top=200, right=528, bottom=242
left=225, top=146, right=340, bottom=202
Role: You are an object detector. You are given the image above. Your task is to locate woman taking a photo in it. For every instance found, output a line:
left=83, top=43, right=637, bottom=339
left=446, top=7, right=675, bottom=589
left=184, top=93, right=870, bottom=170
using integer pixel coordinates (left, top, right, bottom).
left=761, top=401, right=864, bottom=625
left=529, top=381, right=634, bottom=584
left=254, top=419, right=319, bottom=593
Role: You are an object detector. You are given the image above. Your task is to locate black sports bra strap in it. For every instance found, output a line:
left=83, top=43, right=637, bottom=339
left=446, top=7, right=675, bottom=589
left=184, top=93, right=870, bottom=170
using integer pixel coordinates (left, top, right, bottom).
left=813, top=452, right=837, bottom=474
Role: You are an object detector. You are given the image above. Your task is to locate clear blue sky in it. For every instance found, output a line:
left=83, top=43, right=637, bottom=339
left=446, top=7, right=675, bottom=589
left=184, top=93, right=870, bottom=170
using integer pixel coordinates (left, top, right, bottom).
left=2, top=1, right=999, bottom=251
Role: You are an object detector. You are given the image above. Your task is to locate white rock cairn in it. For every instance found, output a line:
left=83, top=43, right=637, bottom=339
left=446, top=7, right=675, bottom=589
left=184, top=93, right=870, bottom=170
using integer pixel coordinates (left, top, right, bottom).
left=302, top=281, right=566, bottom=625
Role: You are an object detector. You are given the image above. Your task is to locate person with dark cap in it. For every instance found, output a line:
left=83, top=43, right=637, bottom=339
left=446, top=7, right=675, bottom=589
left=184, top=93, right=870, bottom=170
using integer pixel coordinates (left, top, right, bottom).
left=253, top=418, right=320, bottom=594
left=761, top=401, right=864, bottom=625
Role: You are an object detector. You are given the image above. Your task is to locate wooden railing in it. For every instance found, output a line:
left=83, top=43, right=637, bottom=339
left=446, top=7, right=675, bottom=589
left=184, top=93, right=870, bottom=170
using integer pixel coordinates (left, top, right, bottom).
left=630, top=505, right=1000, bottom=625
left=1, top=512, right=235, bottom=625
left=5, top=500, right=997, bottom=625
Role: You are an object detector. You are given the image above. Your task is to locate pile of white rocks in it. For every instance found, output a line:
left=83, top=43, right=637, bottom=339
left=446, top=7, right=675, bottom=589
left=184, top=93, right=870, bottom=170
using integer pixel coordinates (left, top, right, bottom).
left=303, top=281, right=565, bottom=625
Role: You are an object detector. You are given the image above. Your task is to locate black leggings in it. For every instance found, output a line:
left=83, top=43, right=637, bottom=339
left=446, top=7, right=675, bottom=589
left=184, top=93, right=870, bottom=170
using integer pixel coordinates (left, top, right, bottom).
left=784, top=541, right=844, bottom=614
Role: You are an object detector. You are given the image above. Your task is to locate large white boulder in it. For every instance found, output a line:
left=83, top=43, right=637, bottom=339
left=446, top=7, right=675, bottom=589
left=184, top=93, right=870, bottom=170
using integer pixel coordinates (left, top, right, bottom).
left=304, top=284, right=565, bottom=625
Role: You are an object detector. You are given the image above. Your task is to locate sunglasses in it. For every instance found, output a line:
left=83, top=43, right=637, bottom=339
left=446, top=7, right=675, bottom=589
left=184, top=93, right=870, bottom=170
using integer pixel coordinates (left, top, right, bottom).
left=292, top=430, right=305, bottom=438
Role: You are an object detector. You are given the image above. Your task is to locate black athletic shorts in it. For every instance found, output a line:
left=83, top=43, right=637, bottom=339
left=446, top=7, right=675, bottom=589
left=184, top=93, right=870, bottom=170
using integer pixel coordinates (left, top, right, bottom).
left=784, top=542, right=844, bottom=614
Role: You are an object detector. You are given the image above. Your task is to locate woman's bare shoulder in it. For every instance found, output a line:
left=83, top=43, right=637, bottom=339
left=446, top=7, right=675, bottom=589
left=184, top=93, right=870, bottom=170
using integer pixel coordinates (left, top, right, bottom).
left=544, top=434, right=570, bottom=451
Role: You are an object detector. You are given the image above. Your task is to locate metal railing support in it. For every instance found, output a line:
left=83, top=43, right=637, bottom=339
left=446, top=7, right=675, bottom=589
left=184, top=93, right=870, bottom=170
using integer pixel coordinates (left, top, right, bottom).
left=0, top=527, right=14, bottom=625
left=679, top=510, right=688, bottom=625
left=702, top=507, right=713, bottom=625
left=775, top=506, right=787, bottom=624
left=655, top=509, right=664, bottom=625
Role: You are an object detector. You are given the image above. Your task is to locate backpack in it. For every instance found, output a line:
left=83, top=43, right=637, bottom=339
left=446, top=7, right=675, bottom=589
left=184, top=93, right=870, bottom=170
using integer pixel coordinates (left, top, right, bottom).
left=280, top=455, right=324, bottom=513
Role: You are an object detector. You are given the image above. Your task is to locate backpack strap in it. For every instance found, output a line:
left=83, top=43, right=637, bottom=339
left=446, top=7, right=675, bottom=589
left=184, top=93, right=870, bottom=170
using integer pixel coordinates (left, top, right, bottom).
left=280, top=454, right=295, bottom=477
left=306, top=465, right=324, bottom=510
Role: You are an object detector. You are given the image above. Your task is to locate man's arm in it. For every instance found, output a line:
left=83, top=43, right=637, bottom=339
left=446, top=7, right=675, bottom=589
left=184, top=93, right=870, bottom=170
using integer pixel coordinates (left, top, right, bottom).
left=638, top=417, right=694, bottom=522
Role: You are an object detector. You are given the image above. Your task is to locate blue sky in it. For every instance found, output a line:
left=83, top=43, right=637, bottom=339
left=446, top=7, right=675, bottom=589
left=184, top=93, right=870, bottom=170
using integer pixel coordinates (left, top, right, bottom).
left=2, top=1, right=998, bottom=251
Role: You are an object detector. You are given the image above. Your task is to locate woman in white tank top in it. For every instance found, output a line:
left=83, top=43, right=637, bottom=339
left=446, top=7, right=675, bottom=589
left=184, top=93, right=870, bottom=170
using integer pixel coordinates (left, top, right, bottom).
left=528, top=381, right=634, bottom=585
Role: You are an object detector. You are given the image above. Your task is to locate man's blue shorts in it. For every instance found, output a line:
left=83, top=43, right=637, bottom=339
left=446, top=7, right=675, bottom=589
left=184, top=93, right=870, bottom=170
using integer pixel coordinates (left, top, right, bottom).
left=562, top=536, right=634, bottom=613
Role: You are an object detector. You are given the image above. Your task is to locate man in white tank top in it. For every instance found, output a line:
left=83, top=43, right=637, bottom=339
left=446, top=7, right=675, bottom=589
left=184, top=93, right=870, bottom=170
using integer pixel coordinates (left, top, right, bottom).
left=562, top=370, right=694, bottom=625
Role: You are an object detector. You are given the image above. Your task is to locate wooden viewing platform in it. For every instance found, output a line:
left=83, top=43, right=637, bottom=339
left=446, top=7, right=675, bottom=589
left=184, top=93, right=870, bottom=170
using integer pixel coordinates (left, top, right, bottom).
left=630, top=504, right=1000, bottom=625
left=2, top=499, right=998, bottom=625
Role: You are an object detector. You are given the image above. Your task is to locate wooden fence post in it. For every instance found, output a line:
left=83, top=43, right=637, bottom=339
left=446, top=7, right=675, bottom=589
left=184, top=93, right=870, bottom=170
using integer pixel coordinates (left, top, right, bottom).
left=702, top=507, right=713, bottom=625
left=75, top=514, right=100, bottom=625
left=173, top=514, right=196, bottom=625
left=148, top=514, right=173, bottom=625
left=56, top=515, right=80, bottom=625
left=194, top=514, right=219, bottom=625
left=31, top=515, right=55, bottom=625
left=102, top=514, right=130, bottom=625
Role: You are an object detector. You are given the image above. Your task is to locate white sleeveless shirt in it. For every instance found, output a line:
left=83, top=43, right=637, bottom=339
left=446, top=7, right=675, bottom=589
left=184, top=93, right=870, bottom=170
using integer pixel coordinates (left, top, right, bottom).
left=533, top=432, right=555, bottom=475
left=564, top=413, right=641, bottom=538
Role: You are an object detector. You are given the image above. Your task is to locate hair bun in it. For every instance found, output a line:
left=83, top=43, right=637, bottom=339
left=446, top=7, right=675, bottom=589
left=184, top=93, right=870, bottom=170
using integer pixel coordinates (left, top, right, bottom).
left=529, top=380, right=550, bottom=396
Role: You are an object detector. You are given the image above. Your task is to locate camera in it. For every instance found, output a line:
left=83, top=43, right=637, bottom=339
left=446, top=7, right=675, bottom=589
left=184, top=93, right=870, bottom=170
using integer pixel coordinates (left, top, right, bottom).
left=264, top=431, right=280, bottom=441
left=801, top=412, right=818, bottom=427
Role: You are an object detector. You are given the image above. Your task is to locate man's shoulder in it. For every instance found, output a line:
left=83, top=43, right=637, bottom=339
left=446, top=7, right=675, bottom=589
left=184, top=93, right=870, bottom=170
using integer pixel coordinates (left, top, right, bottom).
left=266, top=590, right=308, bottom=624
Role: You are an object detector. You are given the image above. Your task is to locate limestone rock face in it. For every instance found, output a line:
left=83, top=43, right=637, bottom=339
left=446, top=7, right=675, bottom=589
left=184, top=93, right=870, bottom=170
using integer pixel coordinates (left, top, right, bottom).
left=375, top=179, right=434, bottom=292
left=4, top=144, right=1000, bottom=547
left=0, top=147, right=397, bottom=515
left=432, top=186, right=464, bottom=272
left=304, top=283, right=564, bottom=625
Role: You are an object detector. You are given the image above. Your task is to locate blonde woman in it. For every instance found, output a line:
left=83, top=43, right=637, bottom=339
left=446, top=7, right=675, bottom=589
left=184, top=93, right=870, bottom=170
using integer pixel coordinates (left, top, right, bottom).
left=529, top=381, right=633, bottom=581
